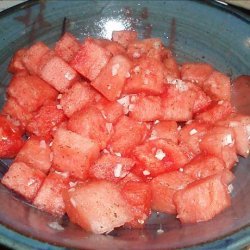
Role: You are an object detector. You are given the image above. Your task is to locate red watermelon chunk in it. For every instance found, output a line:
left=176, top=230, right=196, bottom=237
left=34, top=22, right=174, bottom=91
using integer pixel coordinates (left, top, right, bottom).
left=148, top=120, right=178, bottom=144
left=200, top=126, right=238, bottom=169
left=60, top=81, right=97, bottom=117
left=186, top=81, right=211, bottom=113
left=52, top=128, right=100, bottom=180
left=26, top=101, right=66, bottom=140
left=91, top=54, right=132, bottom=101
left=7, top=73, right=58, bottom=113
left=162, top=82, right=197, bottom=121
left=179, top=121, right=210, bottom=155
left=133, top=139, right=189, bottom=178
left=54, top=32, right=81, bottom=63
left=2, top=98, right=33, bottom=127
left=98, top=39, right=126, bottom=56
left=8, top=48, right=27, bottom=74
left=0, top=115, right=24, bottom=158
left=68, top=106, right=111, bottom=149
left=183, top=154, right=226, bottom=180
left=216, top=113, right=250, bottom=157
left=124, top=58, right=164, bottom=95
left=95, top=98, right=123, bottom=123
left=118, top=172, right=143, bottom=186
left=33, top=171, right=69, bottom=217
left=195, top=101, right=233, bottom=123
left=121, top=182, right=152, bottom=228
left=127, top=38, right=164, bottom=60
left=22, top=42, right=50, bottom=75
left=89, top=154, right=136, bottom=182
left=39, top=54, right=79, bottom=92
left=63, top=181, right=133, bottom=234
left=173, top=171, right=233, bottom=224
left=129, top=95, right=163, bottom=122
left=1, top=162, right=45, bottom=202
left=163, top=56, right=181, bottom=83
left=108, top=116, right=147, bottom=155
left=181, top=63, right=213, bottom=85
left=70, top=39, right=112, bottom=81
left=15, top=137, right=52, bottom=174
left=150, top=171, right=194, bottom=214
left=112, top=30, right=137, bottom=48
left=202, top=71, right=231, bottom=101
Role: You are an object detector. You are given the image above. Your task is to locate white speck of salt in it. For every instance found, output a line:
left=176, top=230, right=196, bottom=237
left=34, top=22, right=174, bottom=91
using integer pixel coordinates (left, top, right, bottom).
left=27, top=179, right=36, bottom=186
left=57, top=94, right=62, bottom=100
left=114, top=164, right=123, bottom=178
left=154, top=120, right=160, bottom=124
left=65, top=72, right=74, bottom=80
left=114, top=152, right=121, bottom=157
left=133, top=51, right=141, bottom=58
left=222, top=134, right=234, bottom=146
left=143, top=170, right=150, bottom=176
left=39, top=140, right=47, bottom=149
left=69, top=181, right=77, bottom=188
left=111, top=63, right=120, bottom=76
left=48, top=222, right=64, bottom=231
left=189, top=129, right=198, bottom=135
left=106, top=123, right=113, bottom=134
left=218, top=100, right=224, bottom=105
left=56, top=104, right=63, bottom=110
left=179, top=168, right=184, bottom=172
left=155, top=149, right=166, bottom=160
left=227, top=184, right=234, bottom=193
left=70, top=198, right=76, bottom=207
left=134, top=66, right=140, bottom=73
left=137, top=219, right=144, bottom=224
left=157, top=228, right=164, bottom=234
left=125, top=72, right=131, bottom=78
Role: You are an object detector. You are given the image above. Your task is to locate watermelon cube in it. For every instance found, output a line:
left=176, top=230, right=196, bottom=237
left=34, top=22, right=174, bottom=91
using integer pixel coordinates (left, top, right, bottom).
left=39, top=54, right=79, bottom=92
left=129, top=95, right=163, bottom=122
left=132, top=139, right=189, bottom=178
left=173, top=171, right=233, bottom=224
left=70, top=39, right=112, bottom=81
left=0, top=115, right=24, bottom=158
left=52, top=128, right=100, bottom=180
left=121, top=182, right=152, bottom=228
left=95, top=98, right=123, bottom=123
left=200, top=126, right=238, bottom=169
left=202, top=71, right=231, bottom=101
left=89, top=154, right=136, bottom=182
left=149, top=120, right=178, bottom=144
left=150, top=171, right=194, bottom=214
left=96, top=39, right=126, bottom=56
left=91, top=54, right=132, bottom=101
left=33, top=171, right=69, bottom=216
left=112, top=30, right=138, bottom=48
left=22, top=42, right=50, bottom=75
left=15, top=137, right=52, bottom=173
left=63, top=181, right=133, bottom=234
left=195, top=101, right=233, bottom=123
left=163, top=56, right=181, bottom=83
left=1, top=162, right=45, bottom=202
left=26, top=101, right=66, bottom=139
left=181, top=63, right=213, bottom=85
left=60, top=81, right=97, bottom=117
left=108, top=116, right=147, bottom=155
left=123, top=58, right=164, bottom=95
left=162, top=83, right=197, bottom=121
left=179, top=121, right=210, bottom=155
left=2, top=98, right=33, bottom=127
left=54, top=32, right=81, bottom=63
left=184, top=154, right=226, bottom=180
left=68, top=106, right=111, bottom=149
left=7, top=73, right=58, bottom=113
left=8, top=48, right=27, bottom=74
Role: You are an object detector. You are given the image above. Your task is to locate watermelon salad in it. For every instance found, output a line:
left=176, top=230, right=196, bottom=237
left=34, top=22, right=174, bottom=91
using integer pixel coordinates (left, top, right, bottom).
left=0, top=30, right=249, bottom=234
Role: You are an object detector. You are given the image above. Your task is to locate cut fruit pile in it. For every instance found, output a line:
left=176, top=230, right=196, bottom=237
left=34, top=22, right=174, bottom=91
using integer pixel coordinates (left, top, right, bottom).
left=0, top=30, right=249, bottom=234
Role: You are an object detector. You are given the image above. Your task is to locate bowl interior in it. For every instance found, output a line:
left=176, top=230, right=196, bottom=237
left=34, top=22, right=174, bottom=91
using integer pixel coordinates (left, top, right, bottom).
left=0, top=1, right=250, bottom=249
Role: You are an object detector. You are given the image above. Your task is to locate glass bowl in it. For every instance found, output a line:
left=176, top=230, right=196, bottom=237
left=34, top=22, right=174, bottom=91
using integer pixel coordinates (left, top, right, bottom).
left=0, top=1, right=249, bottom=249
